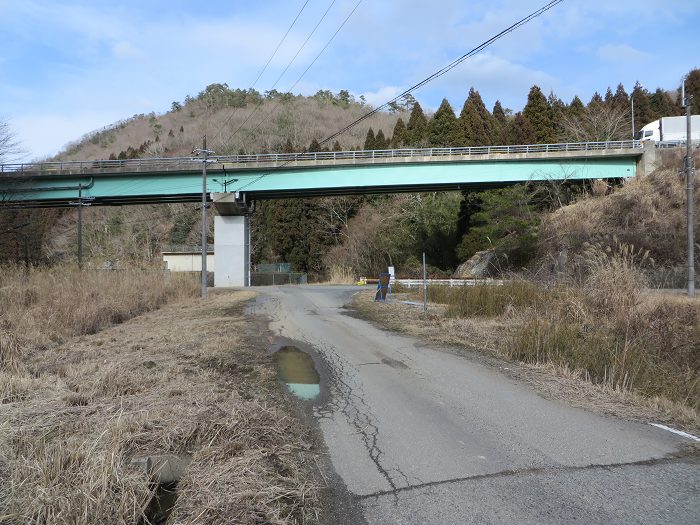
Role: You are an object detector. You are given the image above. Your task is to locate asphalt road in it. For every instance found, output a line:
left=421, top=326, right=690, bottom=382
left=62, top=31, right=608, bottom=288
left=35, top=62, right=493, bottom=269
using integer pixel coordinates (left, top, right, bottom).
left=255, top=285, right=699, bottom=524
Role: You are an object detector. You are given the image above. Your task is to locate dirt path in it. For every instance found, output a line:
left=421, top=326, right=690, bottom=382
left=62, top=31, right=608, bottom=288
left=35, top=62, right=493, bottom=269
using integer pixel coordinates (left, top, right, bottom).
left=1, top=290, right=321, bottom=524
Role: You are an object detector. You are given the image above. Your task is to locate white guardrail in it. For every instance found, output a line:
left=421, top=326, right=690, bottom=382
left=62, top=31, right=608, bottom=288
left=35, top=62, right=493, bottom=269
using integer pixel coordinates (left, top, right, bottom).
left=394, top=278, right=504, bottom=287
left=0, top=140, right=644, bottom=174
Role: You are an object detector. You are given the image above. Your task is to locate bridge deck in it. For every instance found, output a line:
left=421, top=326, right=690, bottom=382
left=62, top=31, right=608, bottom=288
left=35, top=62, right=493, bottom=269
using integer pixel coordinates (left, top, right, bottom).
left=0, top=141, right=646, bottom=207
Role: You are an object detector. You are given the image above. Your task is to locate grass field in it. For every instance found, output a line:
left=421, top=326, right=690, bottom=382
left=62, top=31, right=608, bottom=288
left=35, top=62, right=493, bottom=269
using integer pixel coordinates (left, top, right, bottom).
left=0, top=267, right=319, bottom=524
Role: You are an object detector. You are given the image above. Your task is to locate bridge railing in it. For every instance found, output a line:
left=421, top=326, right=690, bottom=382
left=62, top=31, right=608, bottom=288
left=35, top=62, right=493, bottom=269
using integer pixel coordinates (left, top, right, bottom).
left=0, top=140, right=643, bottom=175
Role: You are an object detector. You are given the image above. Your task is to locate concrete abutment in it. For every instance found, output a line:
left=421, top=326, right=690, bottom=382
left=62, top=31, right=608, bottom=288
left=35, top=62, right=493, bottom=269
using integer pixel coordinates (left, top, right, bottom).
left=213, top=193, right=250, bottom=287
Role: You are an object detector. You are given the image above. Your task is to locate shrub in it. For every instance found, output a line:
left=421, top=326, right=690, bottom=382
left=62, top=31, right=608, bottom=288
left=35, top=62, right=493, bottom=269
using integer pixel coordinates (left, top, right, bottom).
left=427, top=280, right=543, bottom=317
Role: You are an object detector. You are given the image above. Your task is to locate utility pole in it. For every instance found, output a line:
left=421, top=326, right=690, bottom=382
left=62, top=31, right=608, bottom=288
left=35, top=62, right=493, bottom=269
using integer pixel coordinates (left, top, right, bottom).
left=422, top=252, right=427, bottom=314
left=193, top=136, right=215, bottom=299
left=682, top=80, right=695, bottom=297
left=631, top=97, right=635, bottom=140
left=69, top=184, right=93, bottom=270
left=1, top=222, right=29, bottom=274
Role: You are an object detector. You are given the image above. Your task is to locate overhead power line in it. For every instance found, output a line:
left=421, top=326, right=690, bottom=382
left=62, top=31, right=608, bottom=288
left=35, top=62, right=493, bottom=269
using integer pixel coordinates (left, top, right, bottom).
left=211, top=0, right=311, bottom=147
left=248, top=0, right=363, bottom=135
left=230, top=0, right=563, bottom=193
left=216, top=0, right=339, bottom=150
left=319, top=0, right=564, bottom=148
left=251, top=0, right=311, bottom=89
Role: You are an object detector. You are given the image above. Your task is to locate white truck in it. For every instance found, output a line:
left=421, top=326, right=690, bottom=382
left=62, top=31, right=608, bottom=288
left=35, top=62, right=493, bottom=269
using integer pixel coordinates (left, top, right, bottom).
left=635, top=115, right=700, bottom=144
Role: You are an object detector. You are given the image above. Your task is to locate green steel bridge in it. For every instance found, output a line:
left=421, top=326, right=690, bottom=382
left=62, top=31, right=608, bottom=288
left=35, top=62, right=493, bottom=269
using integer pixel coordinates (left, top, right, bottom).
left=1, top=140, right=651, bottom=208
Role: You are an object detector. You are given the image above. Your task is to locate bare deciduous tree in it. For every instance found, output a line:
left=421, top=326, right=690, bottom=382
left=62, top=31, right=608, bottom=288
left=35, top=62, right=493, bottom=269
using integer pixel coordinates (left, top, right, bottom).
left=0, top=119, right=23, bottom=163
left=561, top=103, right=631, bottom=142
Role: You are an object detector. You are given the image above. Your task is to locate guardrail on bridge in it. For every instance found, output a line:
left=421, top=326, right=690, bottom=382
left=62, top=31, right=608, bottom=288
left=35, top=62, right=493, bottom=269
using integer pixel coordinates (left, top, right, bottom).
left=0, top=140, right=644, bottom=175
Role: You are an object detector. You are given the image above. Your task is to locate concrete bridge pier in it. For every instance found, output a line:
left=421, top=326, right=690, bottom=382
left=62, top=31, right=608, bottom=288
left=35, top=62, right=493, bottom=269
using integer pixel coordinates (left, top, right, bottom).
left=212, top=193, right=250, bottom=287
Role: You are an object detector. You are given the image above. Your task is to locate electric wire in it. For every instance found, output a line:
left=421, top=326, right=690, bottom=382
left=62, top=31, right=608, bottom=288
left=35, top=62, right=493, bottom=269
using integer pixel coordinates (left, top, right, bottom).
left=211, top=0, right=311, bottom=147
left=216, top=0, right=338, bottom=151
left=251, top=0, right=310, bottom=89
left=230, top=0, right=563, bottom=193
left=247, top=0, right=363, bottom=135
left=319, top=0, right=564, bottom=148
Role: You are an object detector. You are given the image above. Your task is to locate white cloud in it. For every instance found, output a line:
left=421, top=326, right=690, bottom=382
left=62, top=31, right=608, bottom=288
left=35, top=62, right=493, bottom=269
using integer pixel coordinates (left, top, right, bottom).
left=13, top=112, right=123, bottom=161
left=112, top=41, right=142, bottom=60
left=597, top=44, right=649, bottom=62
left=2, top=0, right=698, bottom=159
left=359, top=86, right=403, bottom=108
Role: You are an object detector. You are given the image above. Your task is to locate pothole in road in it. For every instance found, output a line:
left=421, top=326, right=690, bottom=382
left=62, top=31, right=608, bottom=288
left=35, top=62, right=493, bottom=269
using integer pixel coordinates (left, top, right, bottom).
left=273, top=346, right=321, bottom=401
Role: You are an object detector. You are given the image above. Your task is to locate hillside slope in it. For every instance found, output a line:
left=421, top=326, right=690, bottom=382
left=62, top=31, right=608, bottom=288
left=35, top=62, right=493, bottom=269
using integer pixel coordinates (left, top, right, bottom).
left=56, top=86, right=400, bottom=161
left=539, top=153, right=700, bottom=283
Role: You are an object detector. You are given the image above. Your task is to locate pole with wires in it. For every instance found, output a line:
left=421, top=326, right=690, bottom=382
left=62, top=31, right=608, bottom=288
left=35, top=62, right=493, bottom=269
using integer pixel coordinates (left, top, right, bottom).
left=682, top=80, right=695, bottom=297
left=68, top=184, right=93, bottom=270
left=193, top=136, right=215, bottom=299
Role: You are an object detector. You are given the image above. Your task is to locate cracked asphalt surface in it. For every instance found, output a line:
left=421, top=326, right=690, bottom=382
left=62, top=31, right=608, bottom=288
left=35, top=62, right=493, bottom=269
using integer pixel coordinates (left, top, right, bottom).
left=255, top=285, right=699, bottom=524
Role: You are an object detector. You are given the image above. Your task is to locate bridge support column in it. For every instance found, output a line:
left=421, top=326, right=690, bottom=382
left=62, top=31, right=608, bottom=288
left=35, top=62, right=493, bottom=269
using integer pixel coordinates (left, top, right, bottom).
left=639, top=142, right=658, bottom=177
left=214, top=215, right=250, bottom=287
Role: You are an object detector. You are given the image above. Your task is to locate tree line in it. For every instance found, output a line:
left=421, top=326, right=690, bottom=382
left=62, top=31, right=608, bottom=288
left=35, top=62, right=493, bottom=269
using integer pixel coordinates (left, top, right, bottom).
left=254, top=68, right=700, bottom=276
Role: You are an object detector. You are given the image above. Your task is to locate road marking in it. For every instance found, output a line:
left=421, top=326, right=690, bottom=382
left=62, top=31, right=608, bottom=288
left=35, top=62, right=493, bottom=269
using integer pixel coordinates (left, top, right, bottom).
left=649, top=423, right=700, bottom=442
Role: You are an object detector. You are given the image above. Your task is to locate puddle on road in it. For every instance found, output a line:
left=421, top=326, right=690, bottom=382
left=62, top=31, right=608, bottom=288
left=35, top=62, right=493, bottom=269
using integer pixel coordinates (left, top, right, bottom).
left=273, top=346, right=321, bottom=401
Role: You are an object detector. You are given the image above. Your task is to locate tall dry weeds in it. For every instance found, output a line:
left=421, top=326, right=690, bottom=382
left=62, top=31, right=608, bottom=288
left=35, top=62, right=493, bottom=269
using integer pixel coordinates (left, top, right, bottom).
left=418, top=243, right=699, bottom=411
left=540, top=168, right=697, bottom=270
left=0, top=266, right=198, bottom=351
left=325, top=265, right=356, bottom=285
left=0, top=271, right=319, bottom=524
left=507, top=243, right=698, bottom=409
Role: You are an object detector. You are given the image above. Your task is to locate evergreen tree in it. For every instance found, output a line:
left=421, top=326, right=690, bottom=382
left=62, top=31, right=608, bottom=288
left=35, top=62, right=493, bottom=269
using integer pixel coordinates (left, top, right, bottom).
left=523, top=85, right=555, bottom=143
left=681, top=68, right=700, bottom=114
left=455, top=185, right=538, bottom=268
left=589, top=92, right=604, bottom=107
left=507, top=112, right=535, bottom=145
left=375, top=129, right=388, bottom=149
left=364, top=128, right=376, bottom=150
left=428, top=98, right=460, bottom=147
left=548, top=91, right=567, bottom=142
left=631, top=81, right=654, bottom=132
left=406, top=102, right=428, bottom=146
left=492, top=100, right=507, bottom=144
left=459, top=88, right=494, bottom=146
left=604, top=87, right=614, bottom=105
left=283, top=138, right=294, bottom=153
left=456, top=192, right=483, bottom=245
left=391, top=117, right=408, bottom=147
left=611, top=83, right=630, bottom=111
left=649, top=88, right=679, bottom=119
left=568, top=96, right=585, bottom=117
left=308, top=138, right=321, bottom=152
left=332, top=140, right=342, bottom=152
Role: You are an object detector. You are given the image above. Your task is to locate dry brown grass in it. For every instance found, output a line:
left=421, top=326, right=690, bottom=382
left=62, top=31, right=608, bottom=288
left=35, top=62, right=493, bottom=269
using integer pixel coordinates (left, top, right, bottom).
left=540, top=167, right=697, bottom=270
left=322, top=265, right=356, bottom=285
left=58, top=96, right=400, bottom=162
left=353, top=267, right=700, bottom=433
left=507, top=242, right=699, bottom=412
left=0, top=269, right=319, bottom=524
left=0, top=266, right=198, bottom=351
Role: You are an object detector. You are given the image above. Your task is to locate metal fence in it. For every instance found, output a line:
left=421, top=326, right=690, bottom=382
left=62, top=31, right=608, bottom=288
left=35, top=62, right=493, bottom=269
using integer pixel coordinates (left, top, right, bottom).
left=250, top=272, right=308, bottom=286
left=255, top=263, right=292, bottom=273
left=0, top=140, right=644, bottom=175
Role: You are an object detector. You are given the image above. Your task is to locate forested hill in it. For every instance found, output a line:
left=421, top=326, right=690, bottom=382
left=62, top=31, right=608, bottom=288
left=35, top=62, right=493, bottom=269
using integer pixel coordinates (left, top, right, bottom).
left=4, top=69, right=700, bottom=277
left=55, top=87, right=400, bottom=161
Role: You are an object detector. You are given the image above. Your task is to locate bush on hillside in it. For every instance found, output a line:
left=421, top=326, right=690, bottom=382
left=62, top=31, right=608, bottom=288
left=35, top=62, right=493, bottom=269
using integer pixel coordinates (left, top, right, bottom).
left=539, top=167, right=698, bottom=272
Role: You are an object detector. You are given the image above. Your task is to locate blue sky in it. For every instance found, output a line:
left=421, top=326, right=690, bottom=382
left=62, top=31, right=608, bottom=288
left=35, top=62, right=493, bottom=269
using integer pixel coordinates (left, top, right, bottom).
left=1, top=0, right=699, bottom=160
